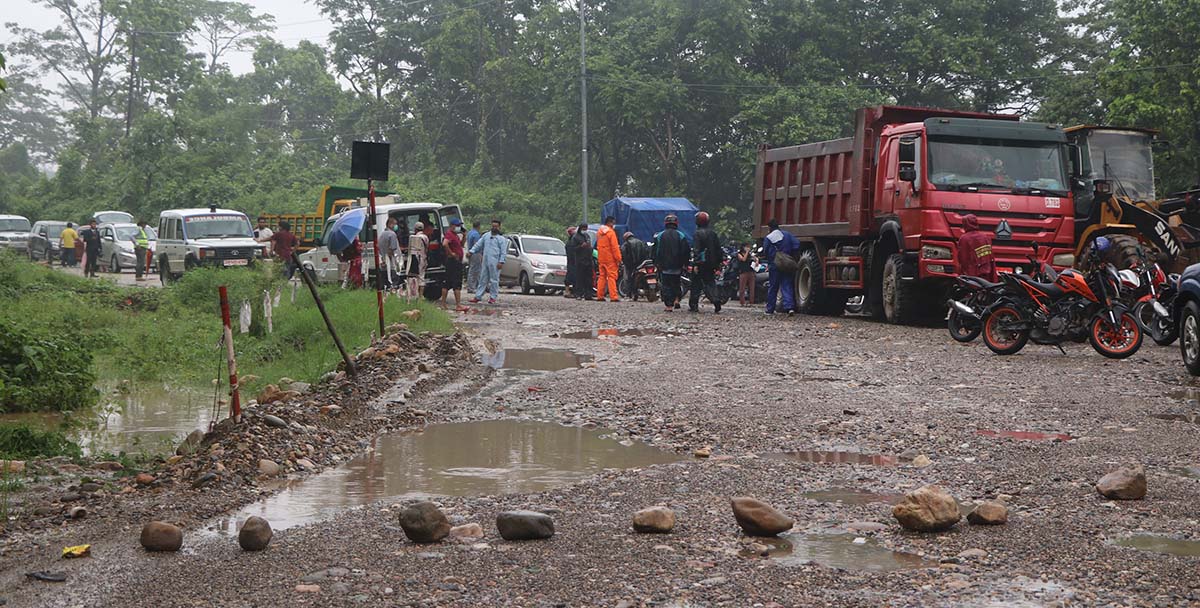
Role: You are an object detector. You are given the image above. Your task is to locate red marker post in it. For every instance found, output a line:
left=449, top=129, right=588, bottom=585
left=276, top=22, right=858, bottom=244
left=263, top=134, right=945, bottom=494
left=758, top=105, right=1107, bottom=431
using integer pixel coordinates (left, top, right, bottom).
left=368, top=180, right=385, bottom=340
left=217, top=286, right=242, bottom=422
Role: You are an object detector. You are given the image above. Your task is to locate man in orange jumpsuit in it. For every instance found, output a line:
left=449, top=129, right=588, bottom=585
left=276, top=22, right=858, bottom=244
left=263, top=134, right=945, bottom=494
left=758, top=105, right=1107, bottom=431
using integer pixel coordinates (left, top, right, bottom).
left=595, top=215, right=623, bottom=302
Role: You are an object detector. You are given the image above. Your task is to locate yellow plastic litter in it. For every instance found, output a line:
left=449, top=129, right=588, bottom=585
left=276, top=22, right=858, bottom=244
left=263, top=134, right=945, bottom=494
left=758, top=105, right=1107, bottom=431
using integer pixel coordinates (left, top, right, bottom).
left=62, top=544, right=91, bottom=559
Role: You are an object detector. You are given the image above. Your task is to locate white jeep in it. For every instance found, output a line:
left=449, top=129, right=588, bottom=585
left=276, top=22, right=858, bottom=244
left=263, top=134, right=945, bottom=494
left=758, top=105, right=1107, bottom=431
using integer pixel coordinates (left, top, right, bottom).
left=156, top=208, right=263, bottom=283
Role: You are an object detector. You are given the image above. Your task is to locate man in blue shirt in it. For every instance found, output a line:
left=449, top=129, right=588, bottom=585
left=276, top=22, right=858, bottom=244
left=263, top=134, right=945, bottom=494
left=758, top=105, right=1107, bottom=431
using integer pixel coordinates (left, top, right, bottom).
left=465, top=220, right=482, bottom=293
left=469, top=219, right=508, bottom=304
left=762, top=218, right=799, bottom=315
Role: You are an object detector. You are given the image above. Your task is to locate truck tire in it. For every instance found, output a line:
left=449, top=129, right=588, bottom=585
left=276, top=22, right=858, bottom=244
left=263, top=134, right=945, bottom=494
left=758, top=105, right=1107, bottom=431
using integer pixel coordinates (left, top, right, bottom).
left=882, top=253, right=917, bottom=324
left=1080, top=233, right=1145, bottom=270
left=794, top=249, right=840, bottom=315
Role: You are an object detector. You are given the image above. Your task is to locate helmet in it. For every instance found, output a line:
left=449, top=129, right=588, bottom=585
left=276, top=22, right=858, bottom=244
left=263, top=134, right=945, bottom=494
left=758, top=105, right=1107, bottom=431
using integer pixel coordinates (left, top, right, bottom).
left=696, top=211, right=710, bottom=226
left=1095, top=236, right=1112, bottom=252
left=664, top=214, right=678, bottom=226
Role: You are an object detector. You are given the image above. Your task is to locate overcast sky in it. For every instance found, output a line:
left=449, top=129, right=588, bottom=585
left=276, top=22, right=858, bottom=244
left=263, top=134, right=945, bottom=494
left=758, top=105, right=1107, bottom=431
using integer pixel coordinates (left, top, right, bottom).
left=4, top=0, right=332, bottom=74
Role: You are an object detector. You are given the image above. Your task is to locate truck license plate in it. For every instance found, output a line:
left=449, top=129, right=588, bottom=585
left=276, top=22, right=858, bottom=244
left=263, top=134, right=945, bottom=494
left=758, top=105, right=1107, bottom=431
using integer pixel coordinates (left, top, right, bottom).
left=223, top=259, right=248, bottom=267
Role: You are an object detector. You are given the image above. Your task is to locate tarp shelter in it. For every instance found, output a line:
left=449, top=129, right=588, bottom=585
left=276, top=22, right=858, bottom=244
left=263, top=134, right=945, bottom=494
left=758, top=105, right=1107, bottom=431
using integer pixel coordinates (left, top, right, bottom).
left=601, top=197, right=699, bottom=243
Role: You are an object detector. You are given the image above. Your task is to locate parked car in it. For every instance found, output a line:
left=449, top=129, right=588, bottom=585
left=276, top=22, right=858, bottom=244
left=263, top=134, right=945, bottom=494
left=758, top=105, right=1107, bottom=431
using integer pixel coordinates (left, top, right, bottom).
left=156, top=208, right=262, bottom=283
left=1174, top=263, right=1200, bottom=374
left=499, top=234, right=568, bottom=294
left=28, top=220, right=68, bottom=262
left=299, top=200, right=463, bottom=299
left=98, top=222, right=157, bottom=273
left=92, top=210, right=134, bottom=225
left=0, top=214, right=32, bottom=253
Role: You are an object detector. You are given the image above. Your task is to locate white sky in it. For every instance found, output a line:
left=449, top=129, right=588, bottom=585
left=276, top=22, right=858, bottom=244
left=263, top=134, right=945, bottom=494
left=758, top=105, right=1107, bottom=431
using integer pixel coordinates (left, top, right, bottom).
left=4, top=0, right=332, bottom=75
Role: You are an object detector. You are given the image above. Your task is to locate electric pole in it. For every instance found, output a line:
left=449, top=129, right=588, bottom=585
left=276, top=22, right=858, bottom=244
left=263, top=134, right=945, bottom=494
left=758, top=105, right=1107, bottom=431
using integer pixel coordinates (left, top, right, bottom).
left=125, top=30, right=137, bottom=137
left=579, top=0, right=588, bottom=224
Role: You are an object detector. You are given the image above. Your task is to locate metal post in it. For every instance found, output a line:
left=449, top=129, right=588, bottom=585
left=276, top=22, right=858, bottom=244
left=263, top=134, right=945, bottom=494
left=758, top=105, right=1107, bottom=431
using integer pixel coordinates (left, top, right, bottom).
left=217, top=286, right=242, bottom=422
left=125, top=31, right=137, bottom=137
left=293, top=252, right=357, bottom=377
left=580, top=0, right=588, bottom=224
left=368, top=180, right=385, bottom=340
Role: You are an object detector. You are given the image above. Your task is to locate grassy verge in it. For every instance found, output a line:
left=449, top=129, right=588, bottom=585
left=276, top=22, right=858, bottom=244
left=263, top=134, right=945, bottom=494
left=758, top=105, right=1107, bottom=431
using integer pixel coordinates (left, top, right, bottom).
left=0, top=252, right=453, bottom=413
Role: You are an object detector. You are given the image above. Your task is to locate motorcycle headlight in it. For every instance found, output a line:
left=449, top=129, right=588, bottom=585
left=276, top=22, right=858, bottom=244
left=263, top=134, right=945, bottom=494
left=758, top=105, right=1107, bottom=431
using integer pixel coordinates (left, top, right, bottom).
left=1052, top=253, right=1075, bottom=267
left=922, top=245, right=952, bottom=260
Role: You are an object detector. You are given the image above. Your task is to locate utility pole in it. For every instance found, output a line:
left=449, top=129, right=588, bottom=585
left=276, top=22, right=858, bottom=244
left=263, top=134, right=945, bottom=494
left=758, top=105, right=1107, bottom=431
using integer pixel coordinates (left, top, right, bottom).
left=579, top=0, right=588, bottom=224
left=125, top=30, right=137, bottom=137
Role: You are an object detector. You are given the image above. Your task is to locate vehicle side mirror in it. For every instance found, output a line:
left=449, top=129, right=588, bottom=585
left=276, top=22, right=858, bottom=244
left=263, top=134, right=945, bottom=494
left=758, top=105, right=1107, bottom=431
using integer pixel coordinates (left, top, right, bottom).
left=898, top=164, right=917, bottom=183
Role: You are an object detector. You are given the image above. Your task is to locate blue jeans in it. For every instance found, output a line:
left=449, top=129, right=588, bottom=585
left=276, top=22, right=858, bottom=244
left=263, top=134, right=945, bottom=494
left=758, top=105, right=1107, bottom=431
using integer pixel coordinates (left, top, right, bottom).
left=766, top=266, right=795, bottom=312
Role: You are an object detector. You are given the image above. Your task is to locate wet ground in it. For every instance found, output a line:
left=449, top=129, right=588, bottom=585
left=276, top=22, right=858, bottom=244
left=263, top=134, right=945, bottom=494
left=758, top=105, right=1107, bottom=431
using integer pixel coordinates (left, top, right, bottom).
left=4, top=292, right=1200, bottom=606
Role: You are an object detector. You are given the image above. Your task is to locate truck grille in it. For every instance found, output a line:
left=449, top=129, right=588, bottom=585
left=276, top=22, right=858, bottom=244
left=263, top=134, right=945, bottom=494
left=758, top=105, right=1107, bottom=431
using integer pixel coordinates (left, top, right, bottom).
left=210, top=247, right=253, bottom=259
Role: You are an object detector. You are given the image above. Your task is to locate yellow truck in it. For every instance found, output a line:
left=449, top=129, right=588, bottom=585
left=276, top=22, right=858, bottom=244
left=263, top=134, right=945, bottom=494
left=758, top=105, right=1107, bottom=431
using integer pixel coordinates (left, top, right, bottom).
left=257, top=185, right=393, bottom=251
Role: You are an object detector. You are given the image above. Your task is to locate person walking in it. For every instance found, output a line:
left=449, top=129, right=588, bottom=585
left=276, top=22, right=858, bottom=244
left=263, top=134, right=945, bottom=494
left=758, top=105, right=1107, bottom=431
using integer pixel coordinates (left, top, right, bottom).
left=59, top=222, right=78, bottom=268
left=339, top=237, right=364, bottom=289
left=469, top=219, right=507, bottom=304
left=464, top=220, right=482, bottom=294
left=441, top=218, right=466, bottom=308
left=569, top=223, right=593, bottom=300
left=132, top=220, right=151, bottom=281
left=594, top=216, right=622, bottom=302
left=652, top=214, right=690, bottom=312
left=380, top=217, right=402, bottom=290
left=763, top=218, right=799, bottom=314
left=736, top=243, right=757, bottom=306
left=271, top=220, right=300, bottom=279
left=406, top=222, right=430, bottom=301
left=81, top=221, right=101, bottom=277
left=955, top=214, right=998, bottom=282
left=563, top=226, right=578, bottom=298
left=688, top=211, right=723, bottom=313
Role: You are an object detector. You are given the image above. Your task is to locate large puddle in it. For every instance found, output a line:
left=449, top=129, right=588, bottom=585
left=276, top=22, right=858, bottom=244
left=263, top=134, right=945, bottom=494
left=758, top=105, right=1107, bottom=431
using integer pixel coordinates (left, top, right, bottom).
left=211, top=420, right=680, bottom=534
left=1112, top=534, right=1200, bottom=556
left=482, top=348, right=593, bottom=371
left=558, top=328, right=678, bottom=340
left=0, top=383, right=212, bottom=456
left=801, top=488, right=904, bottom=506
left=744, top=531, right=933, bottom=572
left=765, top=450, right=908, bottom=466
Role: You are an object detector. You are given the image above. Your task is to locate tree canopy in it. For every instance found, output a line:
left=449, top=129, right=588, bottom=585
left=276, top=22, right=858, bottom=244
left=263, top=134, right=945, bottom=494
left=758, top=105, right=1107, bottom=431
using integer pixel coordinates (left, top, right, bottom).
left=1, top=0, right=1198, bottom=238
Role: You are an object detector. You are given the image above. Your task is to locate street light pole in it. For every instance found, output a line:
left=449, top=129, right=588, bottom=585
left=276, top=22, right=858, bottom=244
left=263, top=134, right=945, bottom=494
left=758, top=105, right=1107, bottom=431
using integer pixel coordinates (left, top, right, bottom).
left=579, top=0, right=588, bottom=225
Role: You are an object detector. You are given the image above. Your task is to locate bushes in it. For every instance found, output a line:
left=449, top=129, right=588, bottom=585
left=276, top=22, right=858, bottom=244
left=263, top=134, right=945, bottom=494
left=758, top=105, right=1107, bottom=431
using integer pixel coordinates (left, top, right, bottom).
left=0, top=321, right=97, bottom=413
left=0, top=422, right=82, bottom=459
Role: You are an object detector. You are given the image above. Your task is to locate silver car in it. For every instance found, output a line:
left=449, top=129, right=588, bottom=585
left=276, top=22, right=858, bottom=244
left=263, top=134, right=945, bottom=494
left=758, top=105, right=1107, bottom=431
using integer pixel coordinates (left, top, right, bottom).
left=98, top=223, right=157, bottom=273
left=499, top=234, right=568, bottom=294
left=0, top=214, right=31, bottom=253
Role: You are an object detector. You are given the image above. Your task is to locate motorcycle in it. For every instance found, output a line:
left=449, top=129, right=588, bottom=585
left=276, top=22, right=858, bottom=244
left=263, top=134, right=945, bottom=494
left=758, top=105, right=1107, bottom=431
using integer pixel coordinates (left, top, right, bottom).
left=947, top=255, right=1056, bottom=343
left=1127, top=260, right=1179, bottom=346
left=981, top=244, right=1143, bottom=358
left=631, top=259, right=659, bottom=302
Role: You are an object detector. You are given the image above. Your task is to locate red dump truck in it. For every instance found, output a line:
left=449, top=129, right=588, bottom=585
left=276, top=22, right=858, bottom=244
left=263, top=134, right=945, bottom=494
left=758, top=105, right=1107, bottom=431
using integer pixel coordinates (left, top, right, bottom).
left=753, top=105, right=1076, bottom=323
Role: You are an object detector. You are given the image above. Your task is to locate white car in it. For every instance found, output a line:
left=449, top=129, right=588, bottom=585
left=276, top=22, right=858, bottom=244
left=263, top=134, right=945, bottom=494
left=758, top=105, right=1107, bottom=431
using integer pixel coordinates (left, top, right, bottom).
left=98, top=222, right=157, bottom=273
left=0, top=214, right=31, bottom=253
left=92, top=210, right=134, bottom=225
left=499, top=234, right=568, bottom=294
left=156, top=208, right=262, bottom=283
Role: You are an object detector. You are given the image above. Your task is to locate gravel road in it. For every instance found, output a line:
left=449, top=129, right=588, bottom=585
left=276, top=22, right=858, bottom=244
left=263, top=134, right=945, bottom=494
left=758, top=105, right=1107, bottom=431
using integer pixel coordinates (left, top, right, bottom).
left=3, top=293, right=1199, bottom=607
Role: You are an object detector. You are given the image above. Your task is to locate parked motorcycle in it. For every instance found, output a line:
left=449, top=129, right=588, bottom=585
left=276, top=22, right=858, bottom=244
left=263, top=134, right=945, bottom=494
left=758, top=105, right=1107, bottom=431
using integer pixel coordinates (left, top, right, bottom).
left=981, top=239, right=1143, bottom=358
left=1128, top=260, right=1179, bottom=346
left=947, top=255, right=1056, bottom=343
left=631, top=259, right=659, bottom=302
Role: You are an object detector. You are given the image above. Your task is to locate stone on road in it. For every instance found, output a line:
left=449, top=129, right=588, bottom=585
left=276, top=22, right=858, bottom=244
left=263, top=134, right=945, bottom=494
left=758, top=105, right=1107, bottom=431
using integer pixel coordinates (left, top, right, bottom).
left=892, top=485, right=961, bottom=532
left=730, top=497, right=793, bottom=537
left=966, top=500, right=1008, bottom=525
left=1096, top=464, right=1147, bottom=500
left=631, top=506, right=676, bottom=533
left=238, top=516, right=273, bottom=551
left=496, top=510, right=555, bottom=541
left=140, top=521, right=183, bottom=552
left=398, top=501, right=451, bottom=543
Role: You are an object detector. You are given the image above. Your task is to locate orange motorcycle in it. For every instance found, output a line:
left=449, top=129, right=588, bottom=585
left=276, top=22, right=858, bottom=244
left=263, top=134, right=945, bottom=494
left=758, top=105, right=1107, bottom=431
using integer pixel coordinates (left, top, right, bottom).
left=982, top=237, right=1143, bottom=359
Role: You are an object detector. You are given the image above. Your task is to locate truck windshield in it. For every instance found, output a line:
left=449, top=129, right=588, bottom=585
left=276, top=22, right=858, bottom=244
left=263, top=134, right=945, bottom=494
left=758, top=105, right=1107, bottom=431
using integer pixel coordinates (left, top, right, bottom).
left=1086, top=130, right=1156, bottom=202
left=522, top=237, right=566, bottom=256
left=0, top=218, right=31, bottom=232
left=928, top=137, right=1067, bottom=193
left=184, top=215, right=253, bottom=239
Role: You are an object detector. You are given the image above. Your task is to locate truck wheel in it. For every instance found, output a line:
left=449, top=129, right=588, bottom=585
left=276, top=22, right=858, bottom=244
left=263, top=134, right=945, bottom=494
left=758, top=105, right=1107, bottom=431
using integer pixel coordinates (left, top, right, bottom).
left=881, top=253, right=916, bottom=324
left=794, top=250, right=828, bottom=315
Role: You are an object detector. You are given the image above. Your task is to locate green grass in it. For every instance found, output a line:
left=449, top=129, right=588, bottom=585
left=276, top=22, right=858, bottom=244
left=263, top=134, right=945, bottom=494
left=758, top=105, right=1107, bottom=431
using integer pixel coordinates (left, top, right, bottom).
left=0, top=422, right=82, bottom=460
left=0, top=252, right=454, bottom=412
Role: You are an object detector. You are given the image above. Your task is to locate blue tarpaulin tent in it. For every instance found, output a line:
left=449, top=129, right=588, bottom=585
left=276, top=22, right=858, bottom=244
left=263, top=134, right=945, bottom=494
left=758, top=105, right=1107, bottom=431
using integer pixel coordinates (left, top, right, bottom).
left=601, top=197, right=699, bottom=243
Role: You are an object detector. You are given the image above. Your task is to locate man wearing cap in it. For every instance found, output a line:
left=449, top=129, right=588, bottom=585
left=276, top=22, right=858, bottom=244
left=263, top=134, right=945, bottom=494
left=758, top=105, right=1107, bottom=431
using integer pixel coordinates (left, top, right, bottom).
left=441, top=218, right=466, bottom=308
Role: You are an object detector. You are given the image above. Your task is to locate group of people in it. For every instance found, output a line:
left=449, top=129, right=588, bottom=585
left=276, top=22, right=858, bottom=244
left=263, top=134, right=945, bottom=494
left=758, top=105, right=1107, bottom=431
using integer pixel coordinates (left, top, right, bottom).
left=60, top=219, right=154, bottom=281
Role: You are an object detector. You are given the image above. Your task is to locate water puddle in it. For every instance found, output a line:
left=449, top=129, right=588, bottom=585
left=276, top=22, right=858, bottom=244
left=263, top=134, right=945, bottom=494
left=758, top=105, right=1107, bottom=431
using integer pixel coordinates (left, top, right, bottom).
left=743, top=531, right=933, bottom=571
left=1, top=383, right=212, bottom=456
left=976, top=429, right=1073, bottom=442
left=1171, top=466, right=1200, bottom=479
left=1112, top=534, right=1200, bottom=557
left=482, top=348, right=593, bottom=371
left=764, top=450, right=908, bottom=466
left=558, top=328, right=678, bottom=339
left=210, top=420, right=680, bottom=534
left=801, top=488, right=904, bottom=506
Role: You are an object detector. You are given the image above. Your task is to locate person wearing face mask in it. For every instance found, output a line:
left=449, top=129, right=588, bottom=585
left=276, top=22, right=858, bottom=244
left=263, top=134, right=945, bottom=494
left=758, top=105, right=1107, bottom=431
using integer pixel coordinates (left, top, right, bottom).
left=469, top=219, right=507, bottom=304
left=440, top=218, right=465, bottom=308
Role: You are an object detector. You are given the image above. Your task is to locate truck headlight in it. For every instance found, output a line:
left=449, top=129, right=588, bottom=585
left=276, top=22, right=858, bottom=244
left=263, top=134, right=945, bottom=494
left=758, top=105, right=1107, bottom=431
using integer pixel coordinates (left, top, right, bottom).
left=1052, top=253, right=1075, bottom=267
left=922, top=245, right=952, bottom=260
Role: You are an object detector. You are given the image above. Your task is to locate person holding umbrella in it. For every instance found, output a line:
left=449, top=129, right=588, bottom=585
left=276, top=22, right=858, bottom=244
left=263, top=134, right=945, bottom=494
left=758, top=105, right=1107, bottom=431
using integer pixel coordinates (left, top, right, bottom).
left=326, top=209, right=366, bottom=288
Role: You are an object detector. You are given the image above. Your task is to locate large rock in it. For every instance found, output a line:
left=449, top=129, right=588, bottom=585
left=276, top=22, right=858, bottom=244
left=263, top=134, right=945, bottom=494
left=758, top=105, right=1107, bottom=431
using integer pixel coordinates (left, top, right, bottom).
left=238, top=516, right=273, bottom=551
left=262, top=414, right=288, bottom=429
left=496, top=510, right=555, bottom=540
left=398, top=501, right=450, bottom=543
left=730, top=497, right=793, bottom=537
left=257, top=459, right=280, bottom=477
left=967, top=500, right=1008, bottom=525
left=140, top=521, right=183, bottom=552
left=1097, top=465, right=1146, bottom=500
left=632, top=506, right=676, bottom=533
left=892, top=485, right=962, bottom=532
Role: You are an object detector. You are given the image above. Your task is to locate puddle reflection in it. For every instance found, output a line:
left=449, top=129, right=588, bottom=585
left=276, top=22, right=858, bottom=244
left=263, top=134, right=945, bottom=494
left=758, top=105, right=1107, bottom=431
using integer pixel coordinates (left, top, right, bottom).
left=482, top=348, right=593, bottom=371
left=745, top=531, right=933, bottom=571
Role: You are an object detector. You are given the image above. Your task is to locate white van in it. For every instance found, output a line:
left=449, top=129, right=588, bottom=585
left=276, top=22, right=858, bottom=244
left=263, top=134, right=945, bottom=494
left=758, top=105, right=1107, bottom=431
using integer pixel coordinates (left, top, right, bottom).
left=156, top=207, right=263, bottom=283
left=299, top=199, right=463, bottom=295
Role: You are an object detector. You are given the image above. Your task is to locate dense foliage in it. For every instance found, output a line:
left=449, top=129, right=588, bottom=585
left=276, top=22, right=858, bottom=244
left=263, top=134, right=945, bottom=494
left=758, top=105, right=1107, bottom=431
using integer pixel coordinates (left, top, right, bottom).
left=0, top=0, right=1198, bottom=239
left=0, top=320, right=98, bottom=413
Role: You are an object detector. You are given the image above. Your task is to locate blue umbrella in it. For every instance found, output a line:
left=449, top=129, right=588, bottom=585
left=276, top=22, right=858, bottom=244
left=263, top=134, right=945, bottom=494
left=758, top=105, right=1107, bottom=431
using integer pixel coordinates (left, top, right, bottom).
left=327, top=208, right=366, bottom=254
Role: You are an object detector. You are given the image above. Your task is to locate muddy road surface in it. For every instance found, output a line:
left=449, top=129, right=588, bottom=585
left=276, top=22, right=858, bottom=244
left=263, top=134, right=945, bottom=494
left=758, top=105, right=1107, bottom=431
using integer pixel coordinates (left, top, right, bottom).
left=3, top=294, right=1199, bottom=607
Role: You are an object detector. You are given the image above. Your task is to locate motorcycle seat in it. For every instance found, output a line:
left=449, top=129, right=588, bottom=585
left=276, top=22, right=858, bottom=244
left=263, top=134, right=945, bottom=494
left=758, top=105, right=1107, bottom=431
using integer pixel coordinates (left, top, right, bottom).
left=964, top=277, right=1004, bottom=289
left=1020, top=277, right=1064, bottom=298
